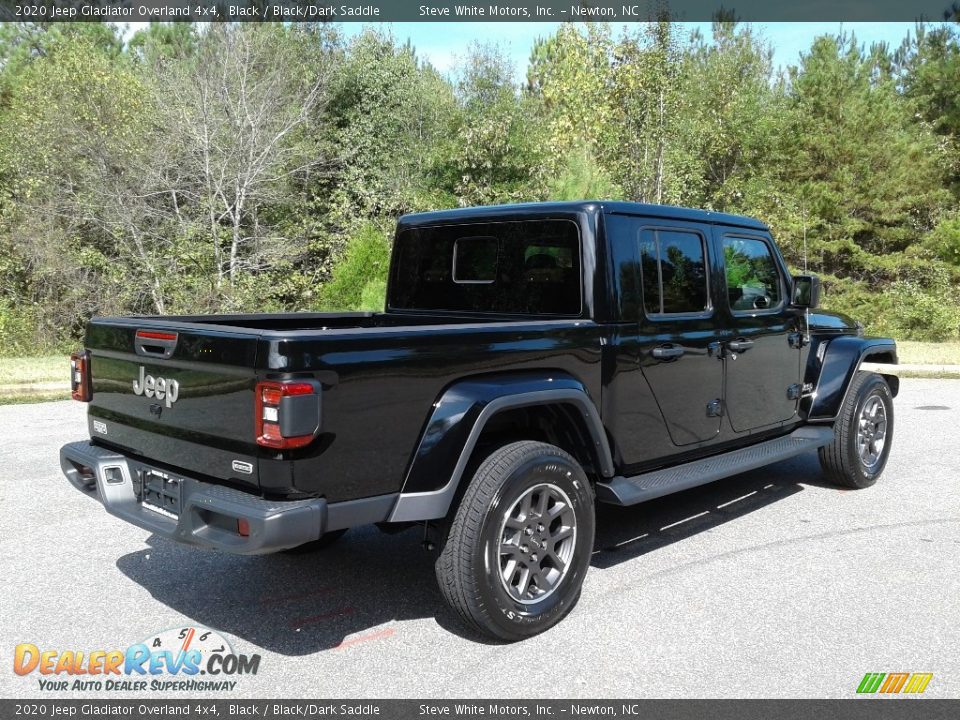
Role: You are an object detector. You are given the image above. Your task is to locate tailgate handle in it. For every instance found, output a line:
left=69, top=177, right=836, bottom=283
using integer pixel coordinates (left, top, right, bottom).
left=135, top=330, right=178, bottom=359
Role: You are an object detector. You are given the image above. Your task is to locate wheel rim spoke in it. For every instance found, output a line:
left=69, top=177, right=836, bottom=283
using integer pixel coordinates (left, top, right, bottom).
left=497, top=482, right=578, bottom=605
left=531, top=567, right=550, bottom=595
left=547, top=549, right=566, bottom=572
left=503, top=515, right=525, bottom=531
left=535, top=489, right=549, bottom=517
left=519, top=493, right=533, bottom=519
left=547, top=501, right=568, bottom=520
left=515, top=566, right=532, bottom=597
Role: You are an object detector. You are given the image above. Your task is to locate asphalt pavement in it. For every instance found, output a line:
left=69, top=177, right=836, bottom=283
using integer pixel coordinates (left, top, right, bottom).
left=2, top=379, right=958, bottom=699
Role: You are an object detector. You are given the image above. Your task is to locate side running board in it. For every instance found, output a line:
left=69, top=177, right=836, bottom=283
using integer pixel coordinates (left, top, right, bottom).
left=596, top=426, right=834, bottom=506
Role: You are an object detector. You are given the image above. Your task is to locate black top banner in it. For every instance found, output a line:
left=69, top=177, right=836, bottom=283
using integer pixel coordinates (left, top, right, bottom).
left=1, top=0, right=957, bottom=22
left=2, top=700, right=959, bottom=720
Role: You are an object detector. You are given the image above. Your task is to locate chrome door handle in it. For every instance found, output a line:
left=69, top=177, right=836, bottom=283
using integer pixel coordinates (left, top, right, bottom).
left=728, top=339, right=754, bottom=352
left=652, top=346, right=685, bottom=360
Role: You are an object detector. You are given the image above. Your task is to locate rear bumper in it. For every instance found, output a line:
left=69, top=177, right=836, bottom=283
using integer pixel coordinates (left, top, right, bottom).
left=60, top=441, right=326, bottom=554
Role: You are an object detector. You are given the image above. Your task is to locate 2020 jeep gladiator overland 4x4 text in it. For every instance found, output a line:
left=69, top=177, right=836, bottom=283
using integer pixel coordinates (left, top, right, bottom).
left=61, top=201, right=898, bottom=640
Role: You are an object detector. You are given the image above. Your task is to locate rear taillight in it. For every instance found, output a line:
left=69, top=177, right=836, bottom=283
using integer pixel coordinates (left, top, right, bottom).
left=70, top=350, right=91, bottom=402
left=255, top=380, right=321, bottom=450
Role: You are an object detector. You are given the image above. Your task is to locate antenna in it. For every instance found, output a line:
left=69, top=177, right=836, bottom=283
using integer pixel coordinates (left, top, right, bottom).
left=802, top=197, right=811, bottom=343
left=802, top=200, right=808, bottom=273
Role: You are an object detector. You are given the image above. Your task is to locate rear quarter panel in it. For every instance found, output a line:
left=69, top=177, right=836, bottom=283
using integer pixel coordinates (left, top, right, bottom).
left=263, top=320, right=603, bottom=502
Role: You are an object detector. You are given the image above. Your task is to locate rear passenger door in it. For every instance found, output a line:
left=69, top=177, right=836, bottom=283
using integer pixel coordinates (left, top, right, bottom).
left=636, top=222, right=724, bottom=446
left=717, top=230, right=802, bottom=431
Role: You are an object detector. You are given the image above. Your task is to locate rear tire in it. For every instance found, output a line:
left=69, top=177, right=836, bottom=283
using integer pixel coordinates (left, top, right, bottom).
left=819, top=372, right=894, bottom=489
left=436, top=441, right=595, bottom=641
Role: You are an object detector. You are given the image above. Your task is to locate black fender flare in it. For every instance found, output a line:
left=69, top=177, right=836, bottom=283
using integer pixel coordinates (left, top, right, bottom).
left=806, top=336, right=899, bottom=421
left=388, top=372, right=613, bottom=522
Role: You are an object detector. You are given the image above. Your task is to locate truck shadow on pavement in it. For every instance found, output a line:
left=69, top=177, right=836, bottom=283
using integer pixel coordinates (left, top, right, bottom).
left=591, top=453, right=827, bottom=570
left=115, top=453, right=831, bottom=654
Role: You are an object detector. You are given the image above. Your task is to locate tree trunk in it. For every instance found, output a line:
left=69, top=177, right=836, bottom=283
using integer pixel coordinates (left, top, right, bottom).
left=229, top=181, right=244, bottom=285
left=654, top=87, right=666, bottom=205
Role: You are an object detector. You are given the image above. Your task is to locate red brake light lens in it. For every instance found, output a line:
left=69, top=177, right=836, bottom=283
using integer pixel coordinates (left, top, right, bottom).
left=135, top=330, right=178, bottom=342
left=70, top=351, right=92, bottom=402
left=255, top=380, right=319, bottom=450
left=278, top=382, right=315, bottom=397
left=261, top=387, right=283, bottom=406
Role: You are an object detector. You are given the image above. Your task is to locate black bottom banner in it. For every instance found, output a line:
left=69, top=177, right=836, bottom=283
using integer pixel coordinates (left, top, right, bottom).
left=3, top=699, right=958, bottom=720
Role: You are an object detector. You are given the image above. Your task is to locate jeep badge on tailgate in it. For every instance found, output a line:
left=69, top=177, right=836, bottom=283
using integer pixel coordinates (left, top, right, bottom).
left=132, top=366, right=179, bottom=408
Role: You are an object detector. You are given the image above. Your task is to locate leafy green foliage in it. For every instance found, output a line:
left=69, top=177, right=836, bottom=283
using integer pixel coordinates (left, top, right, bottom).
left=528, top=24, right=616, bottom=168
left=772, top=33, right=950, bottom=279
left=0, top=298, right=38, bottom=356
left=547, top=147, right=622, bottom=201
left=447, top=43, right=546, bottom=205
left=0, top=20, right=959, bottom=349
left=924, top=212, right=960, bottom=264
left=319, top=222, right=392, bottom=311
left=328, top=29, right=457, bottom=221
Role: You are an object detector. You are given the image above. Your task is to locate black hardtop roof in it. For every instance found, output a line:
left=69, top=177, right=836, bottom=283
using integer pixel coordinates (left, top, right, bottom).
left=398, top=200, right=769, bottom=231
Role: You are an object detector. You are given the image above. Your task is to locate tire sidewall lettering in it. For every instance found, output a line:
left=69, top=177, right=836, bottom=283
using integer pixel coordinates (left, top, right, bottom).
left=477, top=453, right=593, bottom=634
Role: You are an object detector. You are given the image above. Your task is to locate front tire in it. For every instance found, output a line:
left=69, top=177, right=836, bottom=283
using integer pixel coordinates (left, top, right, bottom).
left=436, top=441, right=595, bottom=641
left=819, top=371, right=894, bottom=488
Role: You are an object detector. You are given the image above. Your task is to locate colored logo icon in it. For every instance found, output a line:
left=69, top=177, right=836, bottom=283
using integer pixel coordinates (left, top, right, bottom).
left=857, top=672, right=933, bottom=694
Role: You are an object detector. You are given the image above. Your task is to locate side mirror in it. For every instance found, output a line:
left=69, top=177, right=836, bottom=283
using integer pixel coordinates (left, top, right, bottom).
left=791, top=274, right=821, bottom=309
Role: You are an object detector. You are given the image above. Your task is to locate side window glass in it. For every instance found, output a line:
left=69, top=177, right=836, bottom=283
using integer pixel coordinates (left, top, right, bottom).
left=638, top=236, right=661, bottom=316
left=723, top=237, right=782, bottom=311
left=638, top=229, right=709, bottom=315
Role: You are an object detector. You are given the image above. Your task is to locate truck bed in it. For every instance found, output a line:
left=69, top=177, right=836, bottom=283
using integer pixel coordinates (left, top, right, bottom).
left=83, top=312, right=603, bottom=502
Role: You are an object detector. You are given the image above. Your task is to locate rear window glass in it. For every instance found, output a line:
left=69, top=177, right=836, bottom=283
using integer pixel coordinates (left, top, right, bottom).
left=453, top=237, right=498, bottom=283
left=390, top=220, right=582, bottom=315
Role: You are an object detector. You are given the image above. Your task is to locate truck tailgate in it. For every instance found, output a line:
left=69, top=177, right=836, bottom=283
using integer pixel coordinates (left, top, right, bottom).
left=84, top=319, right=262, bottom=489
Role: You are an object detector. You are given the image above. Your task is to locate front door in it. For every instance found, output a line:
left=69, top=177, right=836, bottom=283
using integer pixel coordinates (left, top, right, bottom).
left=717, top=230, right=802, bottom=431
left=636, top=222, right=724, bottom=446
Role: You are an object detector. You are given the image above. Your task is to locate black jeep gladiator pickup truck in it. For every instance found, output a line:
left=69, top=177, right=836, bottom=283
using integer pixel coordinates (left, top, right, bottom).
left=61, top=201, right=898, bottom=640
